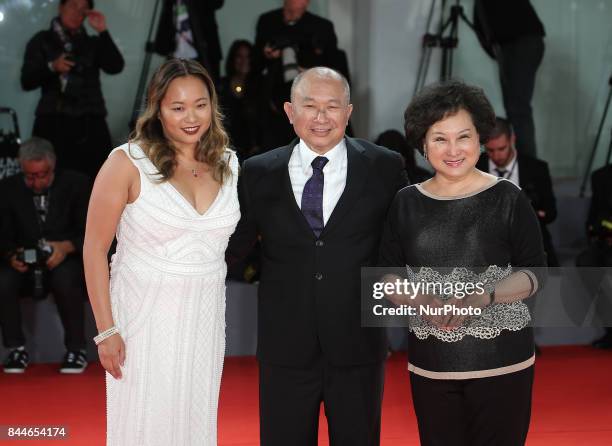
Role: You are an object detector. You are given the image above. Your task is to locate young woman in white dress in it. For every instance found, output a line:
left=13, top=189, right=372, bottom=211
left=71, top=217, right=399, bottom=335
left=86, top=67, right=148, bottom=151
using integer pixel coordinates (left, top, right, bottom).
left=83, top=59, right=239, bottom=445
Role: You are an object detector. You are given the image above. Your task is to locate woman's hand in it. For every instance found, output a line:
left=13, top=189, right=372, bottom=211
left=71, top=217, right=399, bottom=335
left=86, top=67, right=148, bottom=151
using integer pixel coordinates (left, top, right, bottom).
left=98, top=333, right=125, bottom=380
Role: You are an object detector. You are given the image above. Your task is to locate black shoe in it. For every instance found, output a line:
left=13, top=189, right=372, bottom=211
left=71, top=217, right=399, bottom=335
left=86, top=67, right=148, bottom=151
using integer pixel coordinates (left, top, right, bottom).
left=3, top=349, right=29, bottom=374
left=59, top=350, right=88, bottom=374
left=592, top=334, right=612, bottom=350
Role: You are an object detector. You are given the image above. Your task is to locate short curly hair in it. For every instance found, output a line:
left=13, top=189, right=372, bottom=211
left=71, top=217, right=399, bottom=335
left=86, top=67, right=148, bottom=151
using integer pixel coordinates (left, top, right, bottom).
left=403, top=80, right=496, bottom=154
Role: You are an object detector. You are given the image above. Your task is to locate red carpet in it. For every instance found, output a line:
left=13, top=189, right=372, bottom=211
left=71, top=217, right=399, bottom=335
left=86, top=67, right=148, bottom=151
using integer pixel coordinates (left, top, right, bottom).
left=1, top=346, right=611, bottom=445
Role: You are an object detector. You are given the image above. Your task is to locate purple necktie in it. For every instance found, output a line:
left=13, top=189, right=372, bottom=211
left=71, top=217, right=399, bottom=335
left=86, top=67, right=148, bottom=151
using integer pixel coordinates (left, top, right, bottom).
left=301, top=156, right=329, bottom=238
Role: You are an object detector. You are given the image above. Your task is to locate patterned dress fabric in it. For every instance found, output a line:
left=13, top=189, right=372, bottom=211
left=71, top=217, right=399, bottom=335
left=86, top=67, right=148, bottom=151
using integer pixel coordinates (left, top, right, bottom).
left=105, top=143, right=239, bottom=445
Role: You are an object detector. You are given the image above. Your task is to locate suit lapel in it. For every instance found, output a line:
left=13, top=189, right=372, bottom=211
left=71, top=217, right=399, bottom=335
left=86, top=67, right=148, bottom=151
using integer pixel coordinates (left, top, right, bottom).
left=45, top=179, right=61, bottom=228
left=16, top=181, right=42, bottom=238
left=320, top=138, right=369, bottom=238
left=517, top=156, right=526, bottom=188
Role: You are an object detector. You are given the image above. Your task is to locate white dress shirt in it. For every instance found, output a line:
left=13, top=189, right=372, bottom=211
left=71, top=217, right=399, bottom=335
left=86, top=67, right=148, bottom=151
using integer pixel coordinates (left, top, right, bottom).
left=288, top=139, right=348, bottom=225
left=488, top=152, right=520, bottom=186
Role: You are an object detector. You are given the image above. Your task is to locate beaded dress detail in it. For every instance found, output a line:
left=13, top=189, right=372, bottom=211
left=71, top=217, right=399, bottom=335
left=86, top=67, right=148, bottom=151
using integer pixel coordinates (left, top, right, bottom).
left=105, top=143, right=239, bottom=445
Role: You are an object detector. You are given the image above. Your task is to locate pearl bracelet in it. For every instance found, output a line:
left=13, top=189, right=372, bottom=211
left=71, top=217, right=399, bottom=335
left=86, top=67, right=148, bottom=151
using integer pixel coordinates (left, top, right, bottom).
left=94, top=326, right=119, bottom=345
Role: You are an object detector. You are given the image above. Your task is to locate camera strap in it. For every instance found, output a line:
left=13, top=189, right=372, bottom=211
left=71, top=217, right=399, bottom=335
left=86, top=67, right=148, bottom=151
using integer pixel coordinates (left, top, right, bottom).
left=51, top=17, right=83, bottom=92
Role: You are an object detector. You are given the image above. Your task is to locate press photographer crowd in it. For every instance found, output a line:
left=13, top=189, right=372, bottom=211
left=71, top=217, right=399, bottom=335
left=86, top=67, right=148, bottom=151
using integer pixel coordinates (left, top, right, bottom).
left=1, top=0, right=610, bottom=373
left=0, top=1, right=611, bottom=444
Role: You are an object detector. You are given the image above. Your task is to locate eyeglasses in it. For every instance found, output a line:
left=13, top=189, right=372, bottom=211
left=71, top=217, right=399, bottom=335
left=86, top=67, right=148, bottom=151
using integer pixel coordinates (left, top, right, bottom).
left=23, top=169, right=52, bottom=181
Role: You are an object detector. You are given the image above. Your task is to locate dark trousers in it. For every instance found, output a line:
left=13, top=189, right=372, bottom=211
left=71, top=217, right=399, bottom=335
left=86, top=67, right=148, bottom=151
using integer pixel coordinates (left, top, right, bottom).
left=0, top=257, right=86, bottom=351
left=497, top=35, right=545, bottom=158
left=259, top=358, right=385, bottom=446
left=410, top=366, right=534, bottom=446
left=33, top=114, right=112, bottom=180
left=576, top=243, right=612, bottom=329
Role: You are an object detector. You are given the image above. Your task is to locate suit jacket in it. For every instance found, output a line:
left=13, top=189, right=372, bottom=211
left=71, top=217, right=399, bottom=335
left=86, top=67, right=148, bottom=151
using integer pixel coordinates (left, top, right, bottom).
left=477, top=153, right=556, bottom=224
left=228, top=137, right=407, bottom=367
left=253, top=9, right=339, bottom=75
left=587, top=165, right=612, bottom=232
left=154, top=0, right=224, bottom=68
left=473, top=0, right=545, bottom=58
left=0, top=170, right=90, bottom=258
left=477, top=153, right=558, bottom=264
left=21, top=25, right=124, bottom=117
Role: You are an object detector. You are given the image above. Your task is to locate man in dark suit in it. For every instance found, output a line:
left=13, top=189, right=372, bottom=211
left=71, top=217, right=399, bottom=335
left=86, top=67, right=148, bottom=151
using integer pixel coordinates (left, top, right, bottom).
left=577, top=165, right=612, bottom=348
left=473, top=0, right=545, bottom=157
left=154, top=0, right=224, bottom=80
left=228, top=67, right=407, bottom=445
left=478, top=117, right=558, bottom=266
left=0, top=137, right=90, bottom=374
left=252, top=0, right=344, bottom=151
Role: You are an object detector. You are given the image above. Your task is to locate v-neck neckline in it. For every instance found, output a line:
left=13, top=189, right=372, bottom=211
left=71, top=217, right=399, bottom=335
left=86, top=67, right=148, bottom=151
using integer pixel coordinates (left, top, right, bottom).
left=165, top=180, right=223, bottom=217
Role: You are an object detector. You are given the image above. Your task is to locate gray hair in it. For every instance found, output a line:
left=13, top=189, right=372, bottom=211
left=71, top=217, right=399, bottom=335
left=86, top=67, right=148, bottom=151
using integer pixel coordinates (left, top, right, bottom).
left=18, top=137, right=56, bottom=164
left=290, top=67, right=351, bottom=104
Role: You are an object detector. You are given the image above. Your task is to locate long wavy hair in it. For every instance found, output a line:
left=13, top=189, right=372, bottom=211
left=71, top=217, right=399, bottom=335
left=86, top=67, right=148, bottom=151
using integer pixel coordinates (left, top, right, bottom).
left=131, top=58, right=230, bottom=183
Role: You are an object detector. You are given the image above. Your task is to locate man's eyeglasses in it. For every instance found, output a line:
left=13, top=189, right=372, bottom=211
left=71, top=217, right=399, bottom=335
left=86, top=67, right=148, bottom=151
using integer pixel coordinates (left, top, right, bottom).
left=24, top=169, right=52, bottom=181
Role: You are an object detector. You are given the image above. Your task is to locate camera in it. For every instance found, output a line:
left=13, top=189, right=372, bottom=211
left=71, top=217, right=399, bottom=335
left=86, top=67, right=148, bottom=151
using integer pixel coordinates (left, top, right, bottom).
left=592, top=218, right=612, bottom=242
left=16, top=240, right=53, bottom=299
left=64, top=53, right=85, bottom=75
left=267, top=37, right=296, bottom=52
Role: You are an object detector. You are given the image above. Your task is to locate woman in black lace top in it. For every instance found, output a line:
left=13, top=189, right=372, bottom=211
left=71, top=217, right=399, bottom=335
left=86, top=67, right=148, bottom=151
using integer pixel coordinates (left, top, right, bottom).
left=380, top=80, right=546, bottom=446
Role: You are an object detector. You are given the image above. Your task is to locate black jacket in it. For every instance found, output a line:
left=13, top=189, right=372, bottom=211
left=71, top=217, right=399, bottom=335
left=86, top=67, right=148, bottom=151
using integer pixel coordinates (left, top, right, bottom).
left=0, top=170, right=91, bottom=258
left=253, top=9, right=339, bottom=75
left=473, top=0, right=545, bottom=58
left=154, top=0, right=224, bottom=68
left=477, top=153, right=556, bottom=224
left=477, top=153, right=558, bottom=265
left=227, top=138, right=407, bottom=367
left=21, top=23, right=124, bottom=117
left=587, top=165, right=612, bottom=234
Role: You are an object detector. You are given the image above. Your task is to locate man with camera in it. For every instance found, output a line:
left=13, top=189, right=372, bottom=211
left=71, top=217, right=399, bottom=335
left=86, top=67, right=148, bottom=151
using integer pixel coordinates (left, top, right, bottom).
left=477, top=117, right=559, bottom=266
left=253, top=0, right=345, bottom=151
left=20, top=0, right=124, bottom=180
left=0, top=138, right=90, bottom=374
left=153, top=0, right=225, bottom=81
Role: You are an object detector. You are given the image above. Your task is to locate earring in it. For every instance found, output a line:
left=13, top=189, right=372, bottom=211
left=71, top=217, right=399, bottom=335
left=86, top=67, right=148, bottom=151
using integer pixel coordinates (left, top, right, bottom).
left=423, top=147, right=428, bottom=161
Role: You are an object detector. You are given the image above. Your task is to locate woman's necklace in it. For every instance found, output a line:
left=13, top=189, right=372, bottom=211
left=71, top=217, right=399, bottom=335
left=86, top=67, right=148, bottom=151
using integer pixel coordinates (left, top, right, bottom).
left=180, top=162, right=205, bottom=178
left=177, top=152, right=208, bottom=178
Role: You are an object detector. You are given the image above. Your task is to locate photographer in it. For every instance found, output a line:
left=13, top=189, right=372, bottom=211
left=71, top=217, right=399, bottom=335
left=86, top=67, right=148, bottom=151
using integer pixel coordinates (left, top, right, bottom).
left=473, top=0, right=545, bottom=157
left=253, top=0, right=345, bottom=150
left=20, top=0, right=124, bottom=180
left=153, top=0, right=225, bottom=81
left=0, top=138, right=90, bottom=374
left=477, top=117, right=559, bottom=266
left=577, top=164, right=612, bottom=349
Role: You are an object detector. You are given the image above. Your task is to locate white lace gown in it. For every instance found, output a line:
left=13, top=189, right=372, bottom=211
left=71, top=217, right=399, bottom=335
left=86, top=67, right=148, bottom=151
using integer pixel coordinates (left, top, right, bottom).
left=105, top=143, right=239, bottom=446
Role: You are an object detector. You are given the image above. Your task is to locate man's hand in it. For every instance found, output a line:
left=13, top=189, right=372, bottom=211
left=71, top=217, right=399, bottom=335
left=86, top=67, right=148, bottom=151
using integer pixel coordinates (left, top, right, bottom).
left=9, top=250, right=28, bottom=273
left=51, top=54, right=75, bottom=74
left=263, top=44, right=281, bottom=59
left=46, top=241, right=75, bottom=270
left=87, top=10, right=107, bottom=33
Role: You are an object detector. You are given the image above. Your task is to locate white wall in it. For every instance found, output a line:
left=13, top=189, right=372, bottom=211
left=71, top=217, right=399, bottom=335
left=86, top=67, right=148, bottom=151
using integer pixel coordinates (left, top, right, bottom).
left=338, top=0, right=612, bottom=177
left=1, top=0, right=610, bottom=176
